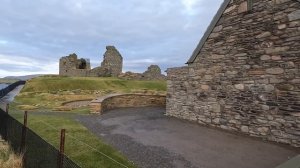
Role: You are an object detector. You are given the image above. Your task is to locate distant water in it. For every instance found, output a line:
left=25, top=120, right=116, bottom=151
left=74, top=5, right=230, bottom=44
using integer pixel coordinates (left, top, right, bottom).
left=0, top=84, right=8, bottom=90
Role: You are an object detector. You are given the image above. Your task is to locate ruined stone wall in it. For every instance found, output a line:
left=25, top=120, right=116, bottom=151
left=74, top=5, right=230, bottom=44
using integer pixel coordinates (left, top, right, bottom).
left=166, top=0, right=300, bottom=147
left=59, top=46, right=123, bottom=77
left=59, top=54, right=91, bottom=76
left=101, top=46, right=123, bottom=77
left=89, top=94, right=166, bottom=114
left=118, top=65, right=166, bottom=80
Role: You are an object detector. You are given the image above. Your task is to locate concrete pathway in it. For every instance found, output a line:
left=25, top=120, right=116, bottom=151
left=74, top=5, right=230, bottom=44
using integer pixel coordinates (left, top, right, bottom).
left=78, top=107, right=300, bottom=168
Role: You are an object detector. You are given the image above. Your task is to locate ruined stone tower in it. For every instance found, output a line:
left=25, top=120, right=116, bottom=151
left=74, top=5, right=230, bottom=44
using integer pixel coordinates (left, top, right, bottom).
left=59, top=53, right=91, bottom=76
left=101, top=46, right=123, bottom=77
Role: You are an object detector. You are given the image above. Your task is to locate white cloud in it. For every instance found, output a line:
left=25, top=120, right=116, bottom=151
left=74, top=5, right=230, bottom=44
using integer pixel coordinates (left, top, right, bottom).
left=0, top=54, right=58, bottom=77
left=0, top=0, right=223, bottom=76
left=0, top=40, right=8, bottom=45
left=181, top=0, right=201, bottom=15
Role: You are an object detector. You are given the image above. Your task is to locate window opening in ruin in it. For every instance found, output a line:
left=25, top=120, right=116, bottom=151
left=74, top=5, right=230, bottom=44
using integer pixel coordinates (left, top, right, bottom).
left=247, top=0, right=253, bottom=11
left=78, top=59, right=87, bottom=69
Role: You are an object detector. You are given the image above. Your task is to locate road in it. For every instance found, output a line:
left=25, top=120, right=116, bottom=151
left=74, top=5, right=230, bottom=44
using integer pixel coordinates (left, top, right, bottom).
left=78, top=107, right=300, bottom=168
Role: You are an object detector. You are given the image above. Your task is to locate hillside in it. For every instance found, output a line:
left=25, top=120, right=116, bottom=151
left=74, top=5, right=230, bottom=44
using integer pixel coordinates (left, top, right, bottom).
left=14, top=75, right=166, bottom=112
left=22, top=76, right=166, bottom=92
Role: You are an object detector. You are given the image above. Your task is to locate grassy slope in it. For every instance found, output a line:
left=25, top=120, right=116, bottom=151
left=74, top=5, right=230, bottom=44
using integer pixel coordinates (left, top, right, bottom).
left=10, top=76, right=166, bottom=168
left=22, top=76, right=166, bottom=92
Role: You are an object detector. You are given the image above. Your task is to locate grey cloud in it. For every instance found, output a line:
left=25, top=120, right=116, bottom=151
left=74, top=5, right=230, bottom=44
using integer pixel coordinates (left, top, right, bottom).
left=0, top=0, right=223, bottom=76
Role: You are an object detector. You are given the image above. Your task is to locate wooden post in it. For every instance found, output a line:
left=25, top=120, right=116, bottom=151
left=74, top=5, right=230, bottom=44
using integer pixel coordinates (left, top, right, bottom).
left=2, top=104, right=8, bottom=140
left=5, top=103, right=9, bottom=113
left=58, top=129, right=66, bottom=168
left=20, top=111, right=28, bottom=153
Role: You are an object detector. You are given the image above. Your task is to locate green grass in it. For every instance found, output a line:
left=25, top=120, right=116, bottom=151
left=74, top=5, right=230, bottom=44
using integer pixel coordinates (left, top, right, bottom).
left=22, top=76, right=166, bottom=93
left=15, top=76, right=166, bottom=112
left=9, top=75, right=166, bottom=168
left=10, top=111, right=135, bottom=168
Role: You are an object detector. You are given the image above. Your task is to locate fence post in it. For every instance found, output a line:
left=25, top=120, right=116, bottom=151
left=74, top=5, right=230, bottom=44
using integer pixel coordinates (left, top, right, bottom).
left=21, top=111, right=28, bottom=153
left=2, top=107, right=8, bottom=141
left=58, top=129, right=66, bottom=168
left=6, top=103, right=9, bottom=113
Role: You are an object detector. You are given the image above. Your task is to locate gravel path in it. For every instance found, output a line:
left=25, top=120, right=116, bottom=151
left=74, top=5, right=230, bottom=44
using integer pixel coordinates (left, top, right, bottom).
left=77, top=107, right=299, bottom=168
left=62, top=100, right=92, bottom=108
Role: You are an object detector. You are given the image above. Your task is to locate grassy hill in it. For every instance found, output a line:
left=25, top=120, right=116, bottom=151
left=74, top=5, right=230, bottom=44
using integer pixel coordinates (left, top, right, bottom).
left=10, top=75, right=166, bottom=168
left=22, top=76, right=166, bottom=92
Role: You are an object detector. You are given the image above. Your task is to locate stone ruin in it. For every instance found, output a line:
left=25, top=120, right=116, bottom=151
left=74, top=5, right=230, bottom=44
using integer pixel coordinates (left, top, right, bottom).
left=59, top=46, right=122, bottom=77
left=59, top=46, right=166, bottom=80
left=118, top=65, right=166, bottom=80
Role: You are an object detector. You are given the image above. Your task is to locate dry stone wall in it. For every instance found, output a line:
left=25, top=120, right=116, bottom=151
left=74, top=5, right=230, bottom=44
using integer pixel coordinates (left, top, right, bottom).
left=166, top=0, right=300, bottom=147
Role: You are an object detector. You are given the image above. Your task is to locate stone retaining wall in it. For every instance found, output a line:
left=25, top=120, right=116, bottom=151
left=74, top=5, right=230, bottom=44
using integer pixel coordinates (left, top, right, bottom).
left=166, top=0, right=300, bottom=147
left=89, top=94, right=166, bottom=114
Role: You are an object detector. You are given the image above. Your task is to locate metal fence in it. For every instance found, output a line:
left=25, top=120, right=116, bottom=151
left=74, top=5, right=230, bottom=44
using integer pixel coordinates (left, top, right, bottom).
left=0, top=82, right=81, bottom=168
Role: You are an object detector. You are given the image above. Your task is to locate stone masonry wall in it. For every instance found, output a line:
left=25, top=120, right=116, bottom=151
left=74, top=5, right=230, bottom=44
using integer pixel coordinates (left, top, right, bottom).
left=101, top=46, right=123, bottom=77
left=166, top=0, right=300, bottom=147
left=59, top=54, right=91, bottom=77
left=118, top=65, right=166, bottom=80
left=59, top=46, right=123, bottom=77
left=89, top=94, right=166, bottom=114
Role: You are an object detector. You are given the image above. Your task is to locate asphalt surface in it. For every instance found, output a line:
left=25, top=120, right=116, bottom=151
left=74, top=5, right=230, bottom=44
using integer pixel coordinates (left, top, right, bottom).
left=77, top=107, right=300, bottom=168
left=1, top=87, right=299, bottom=168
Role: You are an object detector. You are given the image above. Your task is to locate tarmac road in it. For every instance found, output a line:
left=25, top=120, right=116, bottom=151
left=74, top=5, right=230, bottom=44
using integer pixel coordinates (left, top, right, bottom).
left=77, top=106, right=300, bottom=168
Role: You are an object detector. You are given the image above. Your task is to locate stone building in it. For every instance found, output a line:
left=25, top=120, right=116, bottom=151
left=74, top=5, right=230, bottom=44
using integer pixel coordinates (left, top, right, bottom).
left=166, top=0, right=300, bottom=147
left=59, top=46, right=123, bottom=77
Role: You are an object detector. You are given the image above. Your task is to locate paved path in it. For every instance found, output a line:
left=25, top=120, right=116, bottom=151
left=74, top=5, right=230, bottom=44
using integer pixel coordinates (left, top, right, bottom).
left=0, top=85, right=24, bottom=111
left=78, top=107, right=300, bottom=168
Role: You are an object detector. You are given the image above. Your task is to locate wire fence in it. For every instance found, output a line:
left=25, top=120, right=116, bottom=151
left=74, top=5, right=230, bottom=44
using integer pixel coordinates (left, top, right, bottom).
left=0, top=81, right=134, bottom=168
left=0, top=108, right=81, bottom=168
left=35, top=119, right=130, bottom=168
left=0, top=81, right=80, bottom=168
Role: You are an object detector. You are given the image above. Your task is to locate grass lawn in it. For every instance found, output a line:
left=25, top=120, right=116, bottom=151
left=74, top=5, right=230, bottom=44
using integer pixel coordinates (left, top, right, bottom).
left=10, top=75, right=167, bottom=168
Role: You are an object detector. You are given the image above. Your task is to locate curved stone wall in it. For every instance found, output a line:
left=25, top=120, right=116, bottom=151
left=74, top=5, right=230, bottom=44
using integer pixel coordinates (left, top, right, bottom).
left=89, top=94, right=166, bottom=114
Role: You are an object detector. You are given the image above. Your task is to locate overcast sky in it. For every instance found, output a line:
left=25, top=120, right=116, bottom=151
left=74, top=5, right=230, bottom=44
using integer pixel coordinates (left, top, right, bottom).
left=0, top=0, right=223, bottom=77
